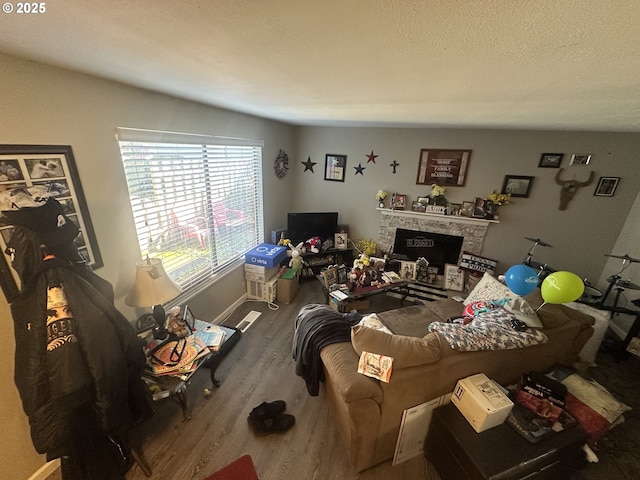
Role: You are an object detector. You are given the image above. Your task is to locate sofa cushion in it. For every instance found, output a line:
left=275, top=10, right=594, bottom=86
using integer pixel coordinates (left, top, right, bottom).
left=377, top=300, right=464, bottom=338
left=351, top=325, right=441, bottom=368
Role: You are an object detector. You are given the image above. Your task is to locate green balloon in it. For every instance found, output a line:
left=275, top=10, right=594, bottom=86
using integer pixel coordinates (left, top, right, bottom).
left=540, top=271, right=585, bottom=304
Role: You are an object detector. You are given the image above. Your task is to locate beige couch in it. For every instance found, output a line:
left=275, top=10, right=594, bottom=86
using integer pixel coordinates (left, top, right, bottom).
left=319, top=290, right=595, bottom=472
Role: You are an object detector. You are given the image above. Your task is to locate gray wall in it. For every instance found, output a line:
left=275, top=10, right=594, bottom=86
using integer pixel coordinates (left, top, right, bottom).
left=293, top=127, right=640, bottom=294
left=0, top=52, right=295, bottom=480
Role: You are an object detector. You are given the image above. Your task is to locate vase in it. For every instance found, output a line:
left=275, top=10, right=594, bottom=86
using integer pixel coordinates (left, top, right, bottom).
left=378, top=201, right=385, bottom=208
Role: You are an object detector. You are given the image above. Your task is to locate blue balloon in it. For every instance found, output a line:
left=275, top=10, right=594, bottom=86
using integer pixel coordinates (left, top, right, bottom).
left=505, top=264, right=539, bottom=296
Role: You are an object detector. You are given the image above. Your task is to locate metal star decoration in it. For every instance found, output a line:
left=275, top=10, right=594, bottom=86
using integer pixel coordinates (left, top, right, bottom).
left=366, top=150, right=378, bottom=163
left=301, top=156, right=316, bottom=173
left=354, top=163, right=366, bottom=175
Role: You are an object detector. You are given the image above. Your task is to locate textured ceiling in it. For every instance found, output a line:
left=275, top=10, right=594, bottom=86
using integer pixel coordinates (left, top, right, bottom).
left=1, top=0, right=640, bottom=131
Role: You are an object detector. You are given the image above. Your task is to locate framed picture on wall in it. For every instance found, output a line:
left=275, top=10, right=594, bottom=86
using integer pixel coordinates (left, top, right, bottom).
left=594, top=177, right=620, bottom=197
left=324, top=154, right=347, bottom=182
left=416, top=149, right=471, bottom=186
left=538, top=153, right=564, bottom=168
left=501, top=175, right=534, bottom=198
left=0, top=144, right=103, bottom=302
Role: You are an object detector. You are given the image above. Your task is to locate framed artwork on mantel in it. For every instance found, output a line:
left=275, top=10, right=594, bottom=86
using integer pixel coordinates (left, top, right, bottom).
left=416, top=149, right=471, bottom=186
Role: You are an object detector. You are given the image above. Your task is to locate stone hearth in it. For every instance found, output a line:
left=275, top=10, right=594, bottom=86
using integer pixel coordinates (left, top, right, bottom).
left=377, top=208, right=495, bottom=258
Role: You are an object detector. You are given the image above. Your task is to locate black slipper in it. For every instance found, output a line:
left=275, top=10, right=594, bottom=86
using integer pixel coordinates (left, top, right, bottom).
left=248, top=400, right=287, bottom=425
left=249, top=413, right=295, bottom=435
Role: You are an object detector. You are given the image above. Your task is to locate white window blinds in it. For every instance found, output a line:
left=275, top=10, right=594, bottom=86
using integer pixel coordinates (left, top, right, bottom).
left=117, top=127, right=264, bottom=292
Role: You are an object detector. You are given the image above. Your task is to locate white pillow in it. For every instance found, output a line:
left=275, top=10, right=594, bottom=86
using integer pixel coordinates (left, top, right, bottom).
left=464, top=272, right=542, bottom=328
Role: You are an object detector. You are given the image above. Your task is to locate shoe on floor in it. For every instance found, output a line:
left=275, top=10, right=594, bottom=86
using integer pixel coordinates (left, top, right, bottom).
left=248, top=400, right=286, bottom=425
left=249, top=413, right=295, bottom=436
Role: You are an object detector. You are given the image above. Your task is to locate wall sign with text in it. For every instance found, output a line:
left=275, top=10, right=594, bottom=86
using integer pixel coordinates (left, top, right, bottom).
left=416, top=149, right=471, bottom=186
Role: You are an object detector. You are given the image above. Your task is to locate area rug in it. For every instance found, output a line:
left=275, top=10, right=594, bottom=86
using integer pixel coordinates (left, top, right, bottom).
left=204, top=454, right=259, bottom=480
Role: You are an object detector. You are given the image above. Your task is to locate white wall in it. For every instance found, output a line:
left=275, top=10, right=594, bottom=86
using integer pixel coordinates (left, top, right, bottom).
left=294, top=127, right=640, bottom=292
left=0, top=52, right=295, bottom=480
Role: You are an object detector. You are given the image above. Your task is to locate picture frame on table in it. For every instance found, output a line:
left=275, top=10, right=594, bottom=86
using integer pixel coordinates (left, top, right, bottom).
left=411, top=201, right=426, bottom=212
left=400, top=260, right=417, bottom=281
left=182, top=305, right=196, bottom=332
left=443, top=264, right=465, bottom=291
left=501, top=175, right=534, bottom=198
left=538, top=153, right=564, bottom=168
left=391, top=193, right=407, bottom=210
left=448, top=203, right=462, bottom=216
left=594, top=177, right=620, bottom=197
left=0, top=144, right=103, bottom=302
left=321, top=266, right=339, bottom=288
left=324, top=154, right=347, bottom=182
left=460, top=201, right=474, bottom=217
left=472, top=197, right=488, bottom=218
left=334, top=232, right=348, bottom=250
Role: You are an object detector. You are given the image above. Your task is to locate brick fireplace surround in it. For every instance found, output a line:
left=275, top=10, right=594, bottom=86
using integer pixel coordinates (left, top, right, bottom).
left=376, top=208, right=496, bottom=258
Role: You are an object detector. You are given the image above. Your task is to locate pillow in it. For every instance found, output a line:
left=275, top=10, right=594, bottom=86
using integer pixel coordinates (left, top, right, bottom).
left=464, top=272, right=542, bottom=328
left=547, top=366, right=631, bottom=446
left=351, top=325, right=441, bottom=369
left=462, top=300, right=505, bottom=318
left=464, top=271, right=518, bottom=305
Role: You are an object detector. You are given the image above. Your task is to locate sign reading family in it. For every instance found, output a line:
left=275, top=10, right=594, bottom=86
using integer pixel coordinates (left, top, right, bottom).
left=416, top=149, right=472, bottom=187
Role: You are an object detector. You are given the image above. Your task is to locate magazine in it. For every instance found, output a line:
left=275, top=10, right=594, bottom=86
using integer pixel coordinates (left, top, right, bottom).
left=357, top=351, right=393, bottom=383
left=506, top=403, right=577, bottom=443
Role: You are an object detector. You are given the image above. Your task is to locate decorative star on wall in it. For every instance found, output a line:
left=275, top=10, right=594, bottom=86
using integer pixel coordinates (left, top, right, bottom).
left=390, top=160, right=399, bottom=174
left=366, top=150, right=378, bottom=163
left=354, top=163, right=365, bottom=175
left=301, top=156, right=316, bottom=173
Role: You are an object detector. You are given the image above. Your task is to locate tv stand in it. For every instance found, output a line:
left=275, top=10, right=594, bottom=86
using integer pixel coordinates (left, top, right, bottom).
left=299, top=248, right=354, bottom=279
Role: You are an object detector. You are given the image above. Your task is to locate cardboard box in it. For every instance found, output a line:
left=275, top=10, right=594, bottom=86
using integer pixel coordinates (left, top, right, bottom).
left=276, top=269, right=299, bottom=304
left=451, top=373, right=514, bottom=433
left=244, top=264, right=279, bottom=283
left=245, top=243, right=287, bottom=268
left=247, top=276, right=277, bottom=302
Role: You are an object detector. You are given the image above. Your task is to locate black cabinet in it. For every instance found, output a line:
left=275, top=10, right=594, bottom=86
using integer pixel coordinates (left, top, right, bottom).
left=298, top=248, right=354, bottom=279
left=425, top=403, right=586, bottom=480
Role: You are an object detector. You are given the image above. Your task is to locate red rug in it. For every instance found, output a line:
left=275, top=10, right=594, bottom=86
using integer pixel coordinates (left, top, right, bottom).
left=204, top=455, right=259, bottom=480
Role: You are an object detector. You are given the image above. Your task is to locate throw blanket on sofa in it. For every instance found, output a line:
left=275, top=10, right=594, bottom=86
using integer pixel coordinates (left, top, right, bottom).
left=293, top=304, right=361, bottom=396
left=428, top=308, right=547, bottom=351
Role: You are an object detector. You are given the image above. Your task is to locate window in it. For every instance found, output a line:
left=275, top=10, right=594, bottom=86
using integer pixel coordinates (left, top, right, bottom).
left=117, top=127, right=264, bottom=293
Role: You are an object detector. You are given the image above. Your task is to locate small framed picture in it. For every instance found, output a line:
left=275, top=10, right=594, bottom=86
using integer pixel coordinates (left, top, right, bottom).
left=400, top=261, right=417, bottom=281
left=501, top=175, right=534, bottom=198
left=538, top=153, right=564, bottom=168
left=444, top=264, right=465, bottom=291
left=460, top=201, right=474, bottom=217
left=182, top=305, right=196, bottom=332
left=569, top=154, right=591, bottom=166
left=321, top=266, right=338, bottom=288
left=324, top=154, right=347, bottom=182
left=426, top=266, right=439, bottom=285
left=391, top=193, right=407, bottom=210
left=472, top=197, right=488, bottom=218
left=594, top=177, right=620, bottom=197
left=334, top=232, right=348, bottom=250
left=448, top=203, right=462, bottom=216
left=411, top=201, right=426, bottom=212
left=336, top=265, right=348, bottom=284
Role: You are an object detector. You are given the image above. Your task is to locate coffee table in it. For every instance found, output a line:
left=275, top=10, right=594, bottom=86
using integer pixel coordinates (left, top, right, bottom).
left=318, top=275, right=410, bottom=312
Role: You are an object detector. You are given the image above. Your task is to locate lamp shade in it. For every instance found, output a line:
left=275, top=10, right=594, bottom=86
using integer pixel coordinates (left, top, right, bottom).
left=125, top=257, right=181, bottom=308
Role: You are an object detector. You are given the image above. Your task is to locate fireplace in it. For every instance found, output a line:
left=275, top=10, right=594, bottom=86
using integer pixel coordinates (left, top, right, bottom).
left=392, top=228, right=464, bottom=273
left=377, top=209, right=492, bottom=266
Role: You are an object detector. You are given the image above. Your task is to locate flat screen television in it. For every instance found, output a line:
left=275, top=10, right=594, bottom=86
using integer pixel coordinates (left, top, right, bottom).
left=392, top=228, right=464, bottom=273
left=287, top=212, right=338, bottom=246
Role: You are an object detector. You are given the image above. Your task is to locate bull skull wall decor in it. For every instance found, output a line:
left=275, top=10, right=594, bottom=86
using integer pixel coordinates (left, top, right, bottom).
left=554, top=167, right=595, bottom=210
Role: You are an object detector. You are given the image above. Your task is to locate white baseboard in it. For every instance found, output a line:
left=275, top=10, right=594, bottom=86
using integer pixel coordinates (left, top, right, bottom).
left=28, top=459, right=60, bottom=480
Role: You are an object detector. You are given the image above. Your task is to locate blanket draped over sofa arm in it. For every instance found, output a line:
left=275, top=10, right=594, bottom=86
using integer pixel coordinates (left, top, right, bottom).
left=293, top=304, right=361, bottom=395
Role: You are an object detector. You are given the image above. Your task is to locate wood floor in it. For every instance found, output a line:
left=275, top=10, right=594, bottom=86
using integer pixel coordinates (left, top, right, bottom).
left=126, top=280, right=440, bottom=480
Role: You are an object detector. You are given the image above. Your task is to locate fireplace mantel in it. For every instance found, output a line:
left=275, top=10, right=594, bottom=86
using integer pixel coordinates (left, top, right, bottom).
left=376, top=208, right=498, bottom=226
left=376, top=207, right=497, bottom=256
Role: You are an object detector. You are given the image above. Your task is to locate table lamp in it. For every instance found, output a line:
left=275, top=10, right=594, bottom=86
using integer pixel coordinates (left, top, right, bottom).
left=125, top=257, right=182, bottom=339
